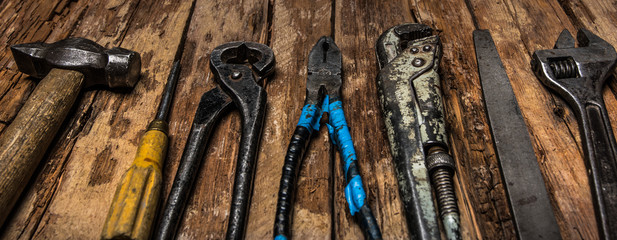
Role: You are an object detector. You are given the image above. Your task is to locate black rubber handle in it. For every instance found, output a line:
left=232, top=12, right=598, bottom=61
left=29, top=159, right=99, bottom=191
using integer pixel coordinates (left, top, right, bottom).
left=357, top=205, right=382, bottom=240
left=273, top=126, right=312, bottom=238
left=345, top=161, right=382, bottom=240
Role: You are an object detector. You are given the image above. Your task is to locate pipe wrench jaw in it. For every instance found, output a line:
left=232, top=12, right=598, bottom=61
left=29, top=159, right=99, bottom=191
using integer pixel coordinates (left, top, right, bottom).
left=404, top=35, right=441, bottom=75
left=376, top=23, right=437, bottom=68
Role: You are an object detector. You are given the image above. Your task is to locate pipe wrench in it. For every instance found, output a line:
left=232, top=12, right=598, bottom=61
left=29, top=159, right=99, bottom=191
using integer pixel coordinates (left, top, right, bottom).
left=376, top=23, right=460, bottom=240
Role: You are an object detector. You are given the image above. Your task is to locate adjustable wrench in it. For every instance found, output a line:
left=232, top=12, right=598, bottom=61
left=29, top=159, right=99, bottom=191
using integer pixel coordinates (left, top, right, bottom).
left=155, top=42, right=275, bottom=240
left=532, top=29, right=617, bottom=240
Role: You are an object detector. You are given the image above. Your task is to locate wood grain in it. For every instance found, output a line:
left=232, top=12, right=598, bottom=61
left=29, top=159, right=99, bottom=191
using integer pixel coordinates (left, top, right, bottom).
left=0, top=0, right=195, bottom=239
left=470, top=0, right=598, bottom=238
left=1, top=0, right=617, bottom=239
left=410, top=0, right=517, bottom=238
left=410, top=0, right=617, bottom=238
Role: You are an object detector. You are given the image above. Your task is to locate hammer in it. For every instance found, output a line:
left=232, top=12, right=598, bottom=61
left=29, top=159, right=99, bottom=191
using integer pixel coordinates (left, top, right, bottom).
left=0, top=38, right=140, bottom=227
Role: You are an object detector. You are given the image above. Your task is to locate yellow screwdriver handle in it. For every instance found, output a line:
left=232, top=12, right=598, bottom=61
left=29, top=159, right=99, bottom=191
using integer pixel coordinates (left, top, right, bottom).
left=102, top=120, right=168, bottom=240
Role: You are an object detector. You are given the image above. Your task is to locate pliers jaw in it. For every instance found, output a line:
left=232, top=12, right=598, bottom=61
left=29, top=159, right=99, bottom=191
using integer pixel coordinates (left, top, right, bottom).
left=208, top=42, right=277, bottom=239
left=210, top=41, right=276, bottom=83
left=307, top=36, right=343, bottom=103
left=156, top=41, right=275, bottom=240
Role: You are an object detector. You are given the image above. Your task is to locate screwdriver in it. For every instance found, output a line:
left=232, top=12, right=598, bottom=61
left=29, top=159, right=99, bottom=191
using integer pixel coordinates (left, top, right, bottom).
left=101, top=3, right=196, bottom=239
left=101, top=60, right=181, bottom=240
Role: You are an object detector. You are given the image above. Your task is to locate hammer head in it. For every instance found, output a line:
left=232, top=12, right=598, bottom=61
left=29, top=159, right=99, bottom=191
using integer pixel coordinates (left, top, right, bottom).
left=10, top=38, right=141, bottom=88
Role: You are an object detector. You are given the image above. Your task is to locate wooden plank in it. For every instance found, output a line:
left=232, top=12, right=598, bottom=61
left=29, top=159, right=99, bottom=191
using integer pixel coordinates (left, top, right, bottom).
left=0, top=0, right=195, bottom=239
left=246, top=0, right=334, bottom=239
left=468, top=0, right=599, bottom=238
left=2, top=0, right=617, bottom=238
left=332, top=0, right=418, bottom=239
left=162, top=0, right=270, bottom=239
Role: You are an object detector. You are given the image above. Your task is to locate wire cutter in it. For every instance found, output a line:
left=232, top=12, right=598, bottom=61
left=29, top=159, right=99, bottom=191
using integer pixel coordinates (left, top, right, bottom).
left=273, top=36, right=382, bottom=240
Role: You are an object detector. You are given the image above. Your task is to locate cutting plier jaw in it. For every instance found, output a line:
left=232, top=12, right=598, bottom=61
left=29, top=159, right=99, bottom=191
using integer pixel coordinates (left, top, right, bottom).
left=306, top=36, right=343, bottom=102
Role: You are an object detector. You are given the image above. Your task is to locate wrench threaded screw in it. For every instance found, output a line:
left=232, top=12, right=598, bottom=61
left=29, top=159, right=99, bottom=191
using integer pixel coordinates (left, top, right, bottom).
left=431, top=166, right=458, bottom=215
left=549, top=58, right=577, bottom=79
left=426, top=146, right=460, bottom=238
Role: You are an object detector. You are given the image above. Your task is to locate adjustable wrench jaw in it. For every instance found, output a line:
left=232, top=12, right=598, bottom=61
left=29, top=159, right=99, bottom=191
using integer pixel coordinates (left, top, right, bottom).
left=532, top=29, right=617, bottom=105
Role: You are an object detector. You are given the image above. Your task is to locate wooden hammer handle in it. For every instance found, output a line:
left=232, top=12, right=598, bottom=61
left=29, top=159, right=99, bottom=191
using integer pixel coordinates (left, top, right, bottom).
left=0, top=68, right=84, bottom=227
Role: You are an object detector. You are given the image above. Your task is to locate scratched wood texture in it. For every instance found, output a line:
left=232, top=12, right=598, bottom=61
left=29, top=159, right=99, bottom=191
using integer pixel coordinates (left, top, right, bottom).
left=0, top=0, right=616, bottom=239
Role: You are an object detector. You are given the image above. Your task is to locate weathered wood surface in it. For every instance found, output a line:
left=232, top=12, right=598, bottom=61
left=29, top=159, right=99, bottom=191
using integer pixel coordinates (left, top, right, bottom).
left=1, top=0, right=616, bottom=239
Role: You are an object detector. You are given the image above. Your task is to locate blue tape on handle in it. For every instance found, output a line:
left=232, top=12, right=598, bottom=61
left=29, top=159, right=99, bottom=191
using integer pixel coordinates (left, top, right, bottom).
left=274, top=235, right=288, bottom=240
left=296, top=104, right=322, bottom=132
left=327, top=100, right=356, bottom=173
left=326, top=98, right=368, bottom=215
left=344, top=175, right=366, bottom=215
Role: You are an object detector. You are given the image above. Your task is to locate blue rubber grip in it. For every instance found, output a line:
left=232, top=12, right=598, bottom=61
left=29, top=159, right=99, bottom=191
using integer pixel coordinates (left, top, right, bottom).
left=344, top=175, right=366, bottom=215
left=296, top=104, right=322, bottom=132
left=274, top=234, right=288, bottom=240
left=326, top=98, right=367, bottom=215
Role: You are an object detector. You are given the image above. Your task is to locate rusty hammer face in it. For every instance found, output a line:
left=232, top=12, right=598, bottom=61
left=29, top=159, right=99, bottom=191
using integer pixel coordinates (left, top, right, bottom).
left=0, top=37, right=141, bottom=228
left=10, top=37, right=141, bottom=88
